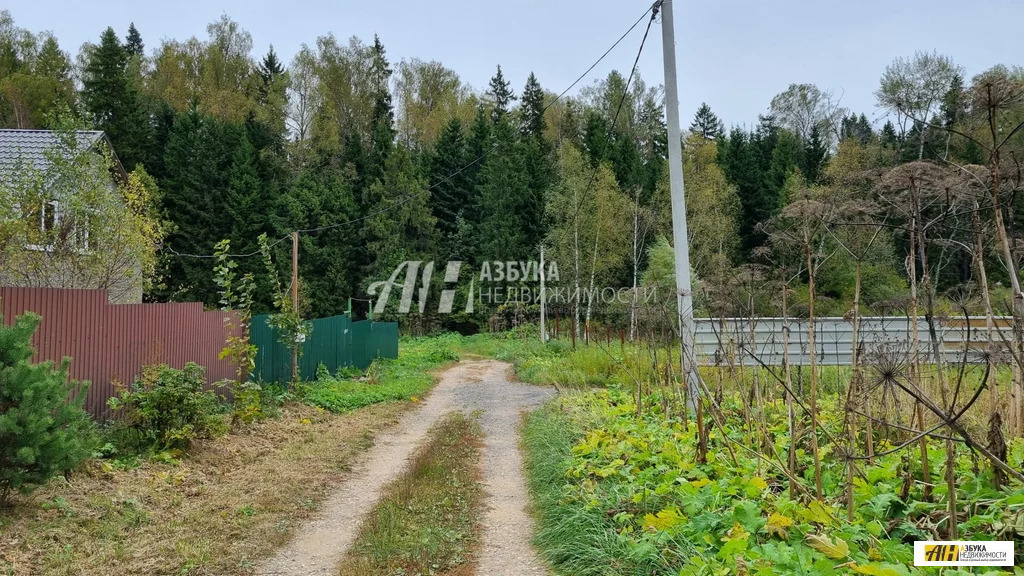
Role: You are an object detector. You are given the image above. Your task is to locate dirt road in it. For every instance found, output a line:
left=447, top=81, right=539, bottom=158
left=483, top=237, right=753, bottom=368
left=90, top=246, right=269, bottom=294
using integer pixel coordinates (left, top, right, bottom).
left=256, top=360, right=554, bottom=576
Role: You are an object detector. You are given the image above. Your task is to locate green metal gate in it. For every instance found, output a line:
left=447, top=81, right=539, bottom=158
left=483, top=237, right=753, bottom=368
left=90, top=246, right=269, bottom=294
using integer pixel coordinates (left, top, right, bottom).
left=251, top=315, right=399, bottom=383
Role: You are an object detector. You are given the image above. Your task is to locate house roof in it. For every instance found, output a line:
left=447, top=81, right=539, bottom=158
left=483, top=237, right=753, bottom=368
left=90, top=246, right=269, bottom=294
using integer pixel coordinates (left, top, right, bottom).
left=0, top=129, right=115, bottom=175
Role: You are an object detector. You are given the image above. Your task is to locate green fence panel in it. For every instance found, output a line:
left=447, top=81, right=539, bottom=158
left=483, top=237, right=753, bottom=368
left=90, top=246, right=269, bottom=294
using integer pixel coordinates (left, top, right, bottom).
left=298, top=315, right=351, bottom=378
left=371, top=322, right=399, bottom=360
left=350, top=320, right=372, bottom=369
left=251, top=314, right=290, bottom=383
left=252, top=314, right=398, bottom=384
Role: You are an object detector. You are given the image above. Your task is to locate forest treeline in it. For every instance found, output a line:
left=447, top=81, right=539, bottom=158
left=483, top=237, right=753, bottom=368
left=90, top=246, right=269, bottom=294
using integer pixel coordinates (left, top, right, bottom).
left=2, top=11, right=1022, bottom=326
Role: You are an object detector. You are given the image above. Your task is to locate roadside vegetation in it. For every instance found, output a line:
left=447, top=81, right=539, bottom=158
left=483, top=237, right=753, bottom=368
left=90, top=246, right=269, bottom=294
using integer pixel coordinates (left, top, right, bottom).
left=0, top=330, right=461, bottom=575
left=505, top=329, right=1024, bottom=575
left=0, top=401, right=407, bottom=575
left=339, top=412, right=483, bottom=576
left=303, top=335, right=460, bottom=413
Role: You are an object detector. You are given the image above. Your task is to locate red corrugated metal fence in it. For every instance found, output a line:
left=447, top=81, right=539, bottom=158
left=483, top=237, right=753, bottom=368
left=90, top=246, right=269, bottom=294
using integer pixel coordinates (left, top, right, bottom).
left=0, top=287, right=240, bottom=418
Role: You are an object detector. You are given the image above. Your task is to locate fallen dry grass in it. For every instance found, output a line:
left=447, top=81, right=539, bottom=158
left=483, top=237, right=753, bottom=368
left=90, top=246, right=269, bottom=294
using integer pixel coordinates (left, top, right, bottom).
left=0, top=401, right=411, bottom=576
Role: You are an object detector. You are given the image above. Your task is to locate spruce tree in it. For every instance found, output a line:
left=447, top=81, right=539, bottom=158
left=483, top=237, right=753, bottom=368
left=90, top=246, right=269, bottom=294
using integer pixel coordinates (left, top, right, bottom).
left=802, top=124, right=828, bottom=184
left=521, top=134, right=551, bottom=253
left=34, top=36, right=71, bottom=82
left=720, top=127, right=764, bottom=256
left=486, top=65, right=516, bottom=123
left=81, top=27, right=150, bottom=170
left=225, top=134, right=265, bottom=250
left=520, top=71, right=546, bottom=139
left=0, top=313, right=93, bottom=505
left=766, top=129, right=801, bottom=206
left=840, top=113, right=873, bottom=144
left=366, top=35, right=395, bottom=189
left=258, top=45, right=284, bottom=87
left=157, top=107, right=233, bottom=304
left=145, top=101, right=176, bottom=182
left=125, top=23, right=144, bottom=58
left=880, top=121, right=899, bottom=149
left=462, top=106, right=491, bottom=243
left=690, top=102, right=724, bottom=140
left=612, top=131, right=643, bottom=191
left=290, top=153, right=360, bottom=317
left=363, top=145, right=437, bottom=286
left=429, top=117, right=470, bottom=241
left=583, top=109, right=612, bottom=167
left=518, top=72, right=551, bottom=252
left=255, top=46, right=289, bottom=143
left=476, top=118, right=530, bottom=260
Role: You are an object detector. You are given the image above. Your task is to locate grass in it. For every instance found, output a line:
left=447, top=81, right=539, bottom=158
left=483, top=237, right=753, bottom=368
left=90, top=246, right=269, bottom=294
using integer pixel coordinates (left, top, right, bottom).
left=339, top=412, right=483, bottom=576
left=523, top=402, right=634, bottom=576
left=0, top=332, right=465, bottom=575
left=0, top=402, right=413, bottom=575
left=508, top=328, right=1024, bottom=575
left=458, top=331, right=619, bottom=387
left=303, top=334, right=461, bottom=413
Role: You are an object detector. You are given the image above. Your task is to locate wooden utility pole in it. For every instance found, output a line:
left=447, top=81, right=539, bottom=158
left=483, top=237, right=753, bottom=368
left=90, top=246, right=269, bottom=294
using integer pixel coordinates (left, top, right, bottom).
left=540, top=245, right=546, bottom=343
left=292, top=231, right=299, bottom=383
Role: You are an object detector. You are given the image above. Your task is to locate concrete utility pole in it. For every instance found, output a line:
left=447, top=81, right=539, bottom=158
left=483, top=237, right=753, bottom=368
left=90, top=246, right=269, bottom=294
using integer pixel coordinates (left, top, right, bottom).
left=658, top=0, right=699, bottom=400
left=540, top=245, right=546, bottom=343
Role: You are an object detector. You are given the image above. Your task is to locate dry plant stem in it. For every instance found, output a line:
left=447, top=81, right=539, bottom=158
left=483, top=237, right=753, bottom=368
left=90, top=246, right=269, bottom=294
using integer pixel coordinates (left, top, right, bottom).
left=972, top=206, right=999, bottom=417
left=985, top=88, right=1024, bottom=436
left=890, top=372, right=1024, bottom=485
left=945, top=436, right=958, bottom=538
left=781, top=284, right=797, bottom=496
left=847, top=421, right=857, bottom=521
left=696, top=372, right=806, bottom=493
left=911, top=180, right=957, bottom=534
left=906, top=210, right=932, bottom=501
left=804, top=220, right=823, bottom=501
left=848, top=408, right=963, bottom=447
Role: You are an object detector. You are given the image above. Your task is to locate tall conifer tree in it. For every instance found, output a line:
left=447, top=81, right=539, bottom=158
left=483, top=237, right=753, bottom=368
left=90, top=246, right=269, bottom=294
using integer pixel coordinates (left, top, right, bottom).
left=81, top=27, right=150, bottom=169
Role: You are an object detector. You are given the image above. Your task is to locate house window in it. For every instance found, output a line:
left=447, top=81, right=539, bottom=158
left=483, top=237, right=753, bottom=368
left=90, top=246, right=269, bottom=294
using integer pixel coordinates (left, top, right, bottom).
left=73, top=214, right=91, bottom=250
left=41, top=200, right=58, bottom=233
left=19, top=199, right=92, bottom=252
left=22, top=199, right=60, bottom=251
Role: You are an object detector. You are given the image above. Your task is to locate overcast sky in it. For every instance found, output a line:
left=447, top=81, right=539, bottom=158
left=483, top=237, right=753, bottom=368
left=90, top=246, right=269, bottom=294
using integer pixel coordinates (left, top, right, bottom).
left=5, top=0, right=1022, bottom=130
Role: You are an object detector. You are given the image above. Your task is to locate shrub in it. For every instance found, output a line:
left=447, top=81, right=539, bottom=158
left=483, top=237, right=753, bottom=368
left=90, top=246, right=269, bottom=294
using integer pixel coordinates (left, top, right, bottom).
left=425, top=344, right=459, bottom=364
left=229, top=378, right=283, bottom=423
left=0, top=313, right=94, bottom=505
left=108, top=362, right=226, bottom=452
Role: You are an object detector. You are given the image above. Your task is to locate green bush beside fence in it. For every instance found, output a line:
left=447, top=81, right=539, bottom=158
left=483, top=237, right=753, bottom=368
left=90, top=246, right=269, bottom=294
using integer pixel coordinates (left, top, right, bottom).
left=251, top=315, right=399, bottom=384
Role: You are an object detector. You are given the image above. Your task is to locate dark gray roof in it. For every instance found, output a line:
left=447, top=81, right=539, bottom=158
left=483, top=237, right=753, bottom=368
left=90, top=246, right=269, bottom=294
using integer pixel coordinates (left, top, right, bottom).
left=0, top=129, right=108, bottom=173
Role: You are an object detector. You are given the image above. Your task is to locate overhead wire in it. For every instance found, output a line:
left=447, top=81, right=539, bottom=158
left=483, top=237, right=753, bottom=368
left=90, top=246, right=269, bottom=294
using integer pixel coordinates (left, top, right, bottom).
left=162, top=233, right=290, bottom=259
left=550, top=2, right=660, bottom=251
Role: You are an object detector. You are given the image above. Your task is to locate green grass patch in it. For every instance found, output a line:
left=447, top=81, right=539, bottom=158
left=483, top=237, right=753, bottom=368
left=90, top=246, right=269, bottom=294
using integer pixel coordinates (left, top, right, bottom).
left=458, top=330, right=619, bottom=388
left=524, top=401, right=643, bottom=576
left=302, top=335, right=461, bottom=412
left=500, top=327, right=1024, bottom=575
left=340, top=412, right=482, bottom=576
left=522, top=386, right=1024, bottom=575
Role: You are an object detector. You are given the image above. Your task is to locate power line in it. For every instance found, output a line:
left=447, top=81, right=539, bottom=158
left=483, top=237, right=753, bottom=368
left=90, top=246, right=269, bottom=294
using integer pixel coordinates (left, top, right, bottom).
left=163, top=233, right=290, bottom=259
left=164, top=4, right=657, bottom=257
left=551, top=3, right=660, bottom=251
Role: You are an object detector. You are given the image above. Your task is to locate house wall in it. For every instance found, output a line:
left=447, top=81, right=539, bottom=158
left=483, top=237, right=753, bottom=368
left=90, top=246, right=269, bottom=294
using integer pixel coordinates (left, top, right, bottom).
left=0, top=251, right=144, bottom=303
